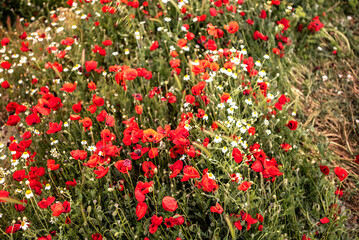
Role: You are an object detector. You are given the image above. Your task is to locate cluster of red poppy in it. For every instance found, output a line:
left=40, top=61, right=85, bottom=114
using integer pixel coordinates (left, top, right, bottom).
left=0, top=0, right=350, bottom=239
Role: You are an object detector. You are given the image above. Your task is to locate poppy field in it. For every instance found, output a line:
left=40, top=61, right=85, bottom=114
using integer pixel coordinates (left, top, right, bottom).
left=0, top=0, right=358, bottom=239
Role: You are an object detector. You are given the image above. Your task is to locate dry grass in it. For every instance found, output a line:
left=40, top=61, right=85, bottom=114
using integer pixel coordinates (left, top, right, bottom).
left=290, top=14, right=359, bottom=231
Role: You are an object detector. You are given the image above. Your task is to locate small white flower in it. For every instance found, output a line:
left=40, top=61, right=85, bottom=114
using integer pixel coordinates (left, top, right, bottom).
left=45, top=184, right=51, bottom=190
left=183, top=75, right=190, bottom=81
left=217, top=103, right=225, bottom=109
left=213, top=135, right=222, bottom=143
left=245, top=99, right=252, bottom=105
left=11, top=159, right=19, bottom=167
left=206, top=77, right=213, bottom=83
left=207, top=172, right=216, bottom=180
left=252, top=112, right=259, bottom=118
left=259, top=70, right=266, bottom=77
left=222, top=146, right=228, bottom=153
left=56, top=27, right=64, bottom=33
left=22, top=152, right=30, bottom=159
left=264, top=54, right=270, bottom=59
left=266, top=130, right=271, bottom=135
left=240, top=126, right=247, bottom=134
left=264, top=119, right=269, bottom=126
left=267, top=93, right=274, bottom=100
left=228, top=116, right=235, bottom=122
left=81, top=140, right=87, bottom=145
left=20, top=221, right=30, bottom=230
left=227, top=107, right=235, bottom=114
left=25, top=190, right=34, bottom=199
left=88, top=146, right=97, bottom=152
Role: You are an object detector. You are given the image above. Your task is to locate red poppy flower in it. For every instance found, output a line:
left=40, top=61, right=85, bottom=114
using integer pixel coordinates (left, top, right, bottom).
left=1, top=37, right=10, bottom=46
left=135, top=105, right=143, bottom=114
left=114, top=159, right=132, bottom=174
left=92, top=94, right=104, bottom=106
left=142, top=161, right=157, bottom=178
left=71, top=150, right=87, bottom=160
left=224, top=21, right=239, bottom=33
left=60, top=82, right=77, bottom=93
left=102, top=40, right=112, bottom=46
left=135, top=181, right=153, bottom=202
left=256, top=213, right=264, bottom=222
left=37, top=235, right=52, bottom=240
left=149, top=215, right=163, bottom=234
left=308, top=16, right=324, bottom=32
left=238, top=181, right=251, bottom=191
left=169, top=160, right=183, bottom=178
left=85, top=61, right=98, bottom=72
left=13, top=169, right=27, bottom=181
left=150, top=41, right=159, bottom=51
left=319, top=165, right=330, bottom=175
left=286, top=120, right=298, bottom=130
left=72, top=101, right=82, bottom=113
left=70, top=114, right=81, bottom=120
left=142, top=129, right=158, bottom=143
left=92, top=233, right=103, bottom=240
left=241, top=212, right=258, bottom=230
left=210, top=203, right=223, bottom=214
left=136, top=202, right=148, bottom=220
left=162, top=196, right=178, bottom=212
left=6, top=115, right=21, bottom=126
left=66, top=179, right=77, bottom=188
left=130, top=144, right=149, bottom=160
left=232, top=148, right=243, bottom=163
left=51, top=202, right=64, bottom=217
left=79, top=117, right=92, bottom=131
left=25, top=113, right=41, bottom=126
left=61, top=37, right=74, bottom=46
left=0, top=190, right=10, bottom=202
left=47, top=159, right=60, bottom=171
left=319, top=217, right=330, bottom=224
left=1, top=61, right=11, bottom=69
left=334, top=167, right=348, bottom=181
left=46, top=121, right=62, bottom=134
left=5, top=224, right=21, bottom=233
left=181, top=165, right=200, bottom=181
left=123, top=68, right=138, bottom=80
left=93, top=166, right=109, bottom=178
left=148, top=148, right=158, bottom=159
left=248, top=127, right=256, bottom=135
left=88, top=81, right=97, bottom=90
left=1, top=80, right=10, bottom=88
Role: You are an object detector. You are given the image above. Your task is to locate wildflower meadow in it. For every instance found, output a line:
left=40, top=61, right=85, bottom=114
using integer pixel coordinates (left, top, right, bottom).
left=0, top=0, right=358, bottom=239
